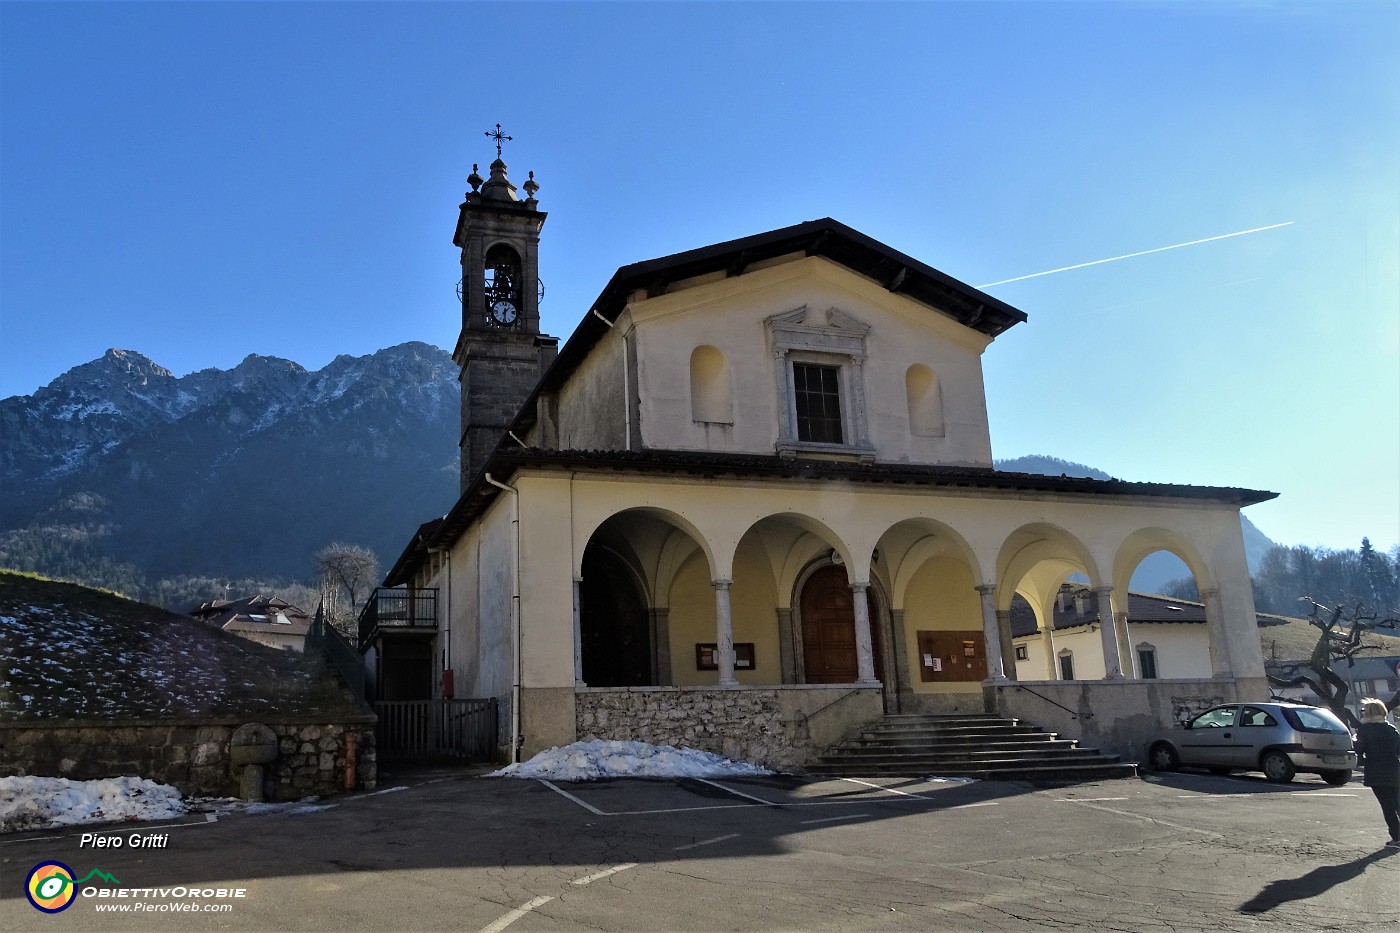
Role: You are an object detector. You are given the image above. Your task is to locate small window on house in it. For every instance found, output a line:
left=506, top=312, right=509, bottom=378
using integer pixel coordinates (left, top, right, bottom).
left=792, top=362, right=843, bottom=444
left=905, top=364, right=945, bottom=437
left=689, top=345, right=733, bottom=423
left=1058, top=650, right=1075, bottom=681
left=1014, top=644, right=1029, bottom=661
left=1137, top=645, right=1158, bottom=679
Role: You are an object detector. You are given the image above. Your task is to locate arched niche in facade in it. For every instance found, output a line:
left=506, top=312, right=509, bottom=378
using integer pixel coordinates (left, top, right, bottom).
left=689, top=345, right=734, bottom=424
left=905, top=364, right=945, bottom=437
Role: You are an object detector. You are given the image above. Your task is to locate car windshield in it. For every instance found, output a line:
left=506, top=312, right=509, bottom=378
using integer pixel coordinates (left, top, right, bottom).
left=1281, top=706, right=1349, bottom=734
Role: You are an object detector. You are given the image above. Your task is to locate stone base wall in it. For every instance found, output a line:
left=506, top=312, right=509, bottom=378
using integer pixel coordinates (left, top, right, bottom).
left=575, top=685, right=883, bottom=771
left=0, top=717, right=378, bottom=801
left=991, top=677, right=1265, bottom=762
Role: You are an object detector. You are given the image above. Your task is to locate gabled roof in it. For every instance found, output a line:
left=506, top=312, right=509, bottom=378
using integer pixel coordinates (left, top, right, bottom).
left=512, top=218, right=1027, bottom=440
left=188, top=593, right=312, bottom=635
left=1010, top=589, right=1296, bottom=638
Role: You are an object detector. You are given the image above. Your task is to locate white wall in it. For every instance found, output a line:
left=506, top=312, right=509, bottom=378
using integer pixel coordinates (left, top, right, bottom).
left=624, top=256, right=995, bottom=467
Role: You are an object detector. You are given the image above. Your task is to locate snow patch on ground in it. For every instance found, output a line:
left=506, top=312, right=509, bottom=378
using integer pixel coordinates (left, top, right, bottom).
left=488, top=739, right=775, bottom=781
left=0, top=776, right=186, bottom=833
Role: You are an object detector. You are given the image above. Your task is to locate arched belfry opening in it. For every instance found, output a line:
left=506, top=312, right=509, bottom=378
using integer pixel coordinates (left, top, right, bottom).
left=483, top=243, right=523, bottom=329
left=579, top=541, right=652, bottom=688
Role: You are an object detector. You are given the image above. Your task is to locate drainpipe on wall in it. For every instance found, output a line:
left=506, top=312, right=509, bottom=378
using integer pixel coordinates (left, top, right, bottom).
left=484, top=473, right=523, bottom=763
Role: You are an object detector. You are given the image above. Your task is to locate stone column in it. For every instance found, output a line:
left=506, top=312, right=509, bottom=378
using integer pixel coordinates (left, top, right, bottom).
left=1093, top=585, right=1123, bottom=679
left=1199, top=587, right=1233, bottom=677
left=714, top=580, right=737, bottom=685
left=996, top=609, right=1017, bottom=681
left=572, top=576, right=585, bottom=688
left=851, top=583, right=878, bottom=684
left=649, top=608, right=672, bottom=686
left=975, top=584, right=1007, bottom=681
left=1042, top=612, right=1059, bottom=679
left=776, top=608, right=797, bottom=684
left=1115, top=611, right=1136, bottom=678
left=889, top=608, right=909, bottom=707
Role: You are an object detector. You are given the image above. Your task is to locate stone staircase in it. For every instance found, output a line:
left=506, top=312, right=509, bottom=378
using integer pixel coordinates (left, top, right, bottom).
left=807, top=713, right=1137, bottom=782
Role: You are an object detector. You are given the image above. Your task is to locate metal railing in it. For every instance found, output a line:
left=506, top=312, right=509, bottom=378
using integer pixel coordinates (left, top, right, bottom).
left=358, top=587, right=438, bottom=650
left=374, top=698, right=498, bottom=762
left=1013, top=684, right=1083, bottom=720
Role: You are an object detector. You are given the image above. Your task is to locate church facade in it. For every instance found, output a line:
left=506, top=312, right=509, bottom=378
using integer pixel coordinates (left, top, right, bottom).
left=374, top=148, right=1275, bottom=769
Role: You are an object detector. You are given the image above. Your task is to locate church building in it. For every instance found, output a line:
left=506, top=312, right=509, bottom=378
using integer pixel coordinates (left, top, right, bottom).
left=369, top=141, right=1275, bottom=769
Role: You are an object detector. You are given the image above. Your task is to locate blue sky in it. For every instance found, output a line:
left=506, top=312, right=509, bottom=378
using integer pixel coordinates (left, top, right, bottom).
left=2, top=1, right=1396, bottom=552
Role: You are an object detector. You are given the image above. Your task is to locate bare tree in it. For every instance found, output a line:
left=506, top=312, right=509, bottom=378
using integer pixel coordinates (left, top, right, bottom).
left=1267, top=598, right=1400, bottom=728
left=314, top=542, right=379, bottom=637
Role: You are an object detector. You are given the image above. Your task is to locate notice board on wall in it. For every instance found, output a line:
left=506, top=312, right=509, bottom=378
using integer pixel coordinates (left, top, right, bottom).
left=916, top=630, right=987, bottom=682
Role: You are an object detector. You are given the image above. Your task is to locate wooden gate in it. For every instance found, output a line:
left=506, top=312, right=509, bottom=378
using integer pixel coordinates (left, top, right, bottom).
left=374, top=698, right=498, bottom=762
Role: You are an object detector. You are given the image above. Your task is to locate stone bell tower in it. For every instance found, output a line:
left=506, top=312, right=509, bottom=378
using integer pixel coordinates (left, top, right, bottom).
left=452, top=126, right=558, bottom=491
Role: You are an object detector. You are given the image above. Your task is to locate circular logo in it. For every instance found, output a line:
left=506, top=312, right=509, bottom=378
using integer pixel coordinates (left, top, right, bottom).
left=26, top=861, right=77, bottom=913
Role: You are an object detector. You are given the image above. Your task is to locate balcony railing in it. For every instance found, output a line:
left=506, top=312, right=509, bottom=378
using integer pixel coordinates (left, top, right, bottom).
left=358, top=587, right=438, bottom=650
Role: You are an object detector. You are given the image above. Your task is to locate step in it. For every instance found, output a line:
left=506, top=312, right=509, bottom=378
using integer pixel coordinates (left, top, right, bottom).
left=823, top=746, right=1091, bottom=765
left=838, top=739, right=1077, bottom=754
left=816, top=751, right=1119, bottom=768
left=806, top=761, right=1139, bottom=781
left=858, top=729, right=1058, bottom=743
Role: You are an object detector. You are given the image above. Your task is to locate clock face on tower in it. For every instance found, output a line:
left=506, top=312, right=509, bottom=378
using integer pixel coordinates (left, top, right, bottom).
left=489, top=298, right=518, bottom=326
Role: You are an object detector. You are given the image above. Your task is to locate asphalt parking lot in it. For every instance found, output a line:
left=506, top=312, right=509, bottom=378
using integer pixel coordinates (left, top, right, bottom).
left=3, top=767, right=1398, bottom=932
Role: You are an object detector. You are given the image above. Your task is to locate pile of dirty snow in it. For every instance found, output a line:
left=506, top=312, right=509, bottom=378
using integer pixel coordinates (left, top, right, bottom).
left=0, top=775, right=186, bottom=833
left=489, top=739, right=774, bottom=781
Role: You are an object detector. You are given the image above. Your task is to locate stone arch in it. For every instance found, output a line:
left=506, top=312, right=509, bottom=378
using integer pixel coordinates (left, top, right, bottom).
left=875, top=518, right=983, bottom=611
left=1111, top=527, right=1216, bottom=598
left=997, top=523, right=1111, bottom=681
left=578, top=507, right=713, bottom=688
left=689, top=345, right=733, bottom=423
left=905, top=364, right=945, bottom=437
left=574, top=505, right=716, bottom=581
left=996, top=522, right=1101, bottom=612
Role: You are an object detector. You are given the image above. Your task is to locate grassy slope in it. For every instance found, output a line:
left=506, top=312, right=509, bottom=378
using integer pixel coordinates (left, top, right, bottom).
left=1257, top=613, right=1400, bottom=664
left=0, top=570, right=359, bottom=721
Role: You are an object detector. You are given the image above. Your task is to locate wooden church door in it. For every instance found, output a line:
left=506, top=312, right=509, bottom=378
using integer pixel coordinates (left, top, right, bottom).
left=800, top=565, right=881, bottom=684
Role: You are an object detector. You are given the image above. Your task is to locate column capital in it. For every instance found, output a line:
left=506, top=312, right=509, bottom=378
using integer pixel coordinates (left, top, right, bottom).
left=848, top=581, right=869, bottom=593
left=711, top=579, right=732, bottom=590
left=1091, top=584, right=1114, bottom=596
left=974, top=583, right=997, bottom=596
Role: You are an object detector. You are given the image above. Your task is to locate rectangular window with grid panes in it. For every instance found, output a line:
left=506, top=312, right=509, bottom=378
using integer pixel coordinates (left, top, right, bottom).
left=792, top=363, right=843, bottom=444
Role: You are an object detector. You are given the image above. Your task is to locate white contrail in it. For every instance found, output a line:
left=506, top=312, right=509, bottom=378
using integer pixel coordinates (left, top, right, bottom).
left=976, top=222, right=1293, bottom=288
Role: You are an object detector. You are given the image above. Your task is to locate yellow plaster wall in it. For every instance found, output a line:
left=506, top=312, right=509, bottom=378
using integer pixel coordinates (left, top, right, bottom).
left=901, top=555, right=984, bottom=694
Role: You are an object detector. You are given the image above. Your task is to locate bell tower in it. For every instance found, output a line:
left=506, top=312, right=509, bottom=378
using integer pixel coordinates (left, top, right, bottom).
left=452, top=126, right=558, bottom=491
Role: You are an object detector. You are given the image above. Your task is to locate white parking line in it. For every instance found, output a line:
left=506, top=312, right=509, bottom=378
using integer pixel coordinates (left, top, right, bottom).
left=840, top=778, right=934, bottom=800
left=480, top=895, right=554, bottom=933
left=800, top=813, right=870, bottom=825
left=539, top=779, right=608, bottom=815
left=674, top=833, right=740, bottom=850
left=571, top=863, right=638, bottom=886
left=695, top=777, right=781, bottom=806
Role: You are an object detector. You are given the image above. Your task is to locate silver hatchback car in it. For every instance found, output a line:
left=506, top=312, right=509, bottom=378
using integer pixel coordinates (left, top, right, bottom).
left=1146, top=701, right=1356, bottom=784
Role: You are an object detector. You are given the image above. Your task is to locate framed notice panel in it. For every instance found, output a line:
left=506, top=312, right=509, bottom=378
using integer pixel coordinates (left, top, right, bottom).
left=696, top=643, right=755, bottom=671
left=916, top=630, right=986, bottom=682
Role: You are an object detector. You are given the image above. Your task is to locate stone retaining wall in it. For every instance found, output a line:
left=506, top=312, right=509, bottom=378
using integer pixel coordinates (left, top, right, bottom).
left=575, top=686, right=883, bottom=771
left=0, top=716, right=378, bottom=800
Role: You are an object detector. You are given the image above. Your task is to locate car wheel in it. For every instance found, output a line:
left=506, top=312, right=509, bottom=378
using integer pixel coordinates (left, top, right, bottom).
left=1207, top=767, right=1232, bottom=776
left=1147, top=742, right=1180, bottom=772
left=1261, top=750, right=1296, bottom=783
left=1320, top=769, right=1352, bottom=786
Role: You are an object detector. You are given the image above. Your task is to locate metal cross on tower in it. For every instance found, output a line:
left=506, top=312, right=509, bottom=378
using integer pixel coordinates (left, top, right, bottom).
left=485, top=123, right=512, bottom=159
